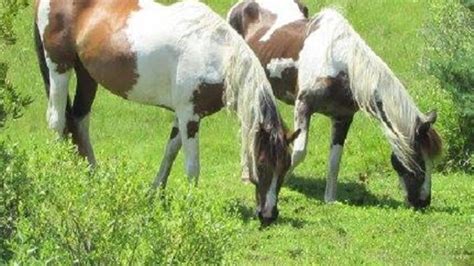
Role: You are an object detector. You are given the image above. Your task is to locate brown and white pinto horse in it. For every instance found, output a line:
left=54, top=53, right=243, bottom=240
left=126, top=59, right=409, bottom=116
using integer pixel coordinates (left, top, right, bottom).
left=228, top=1, right=442, bottom=208
left=34, top=0, right=300, bottom=226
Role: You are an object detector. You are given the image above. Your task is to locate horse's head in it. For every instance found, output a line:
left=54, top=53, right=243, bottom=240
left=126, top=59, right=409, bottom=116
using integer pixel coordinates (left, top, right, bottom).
left=250, top=114, right=300, bottom=227
left=391, top=111, right=442, bottom=209
left=227, top=0, right=308, bottom=38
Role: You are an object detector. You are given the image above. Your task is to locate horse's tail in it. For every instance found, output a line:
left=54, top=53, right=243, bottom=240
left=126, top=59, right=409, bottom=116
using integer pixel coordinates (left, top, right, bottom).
left=33, top=21, right=50, bottom=97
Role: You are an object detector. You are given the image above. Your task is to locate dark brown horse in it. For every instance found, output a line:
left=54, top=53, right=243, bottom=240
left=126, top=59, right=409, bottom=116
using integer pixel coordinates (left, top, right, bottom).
left=228, top=1, right=442, bottom=208
left=34, top=0, right=299, bottom=226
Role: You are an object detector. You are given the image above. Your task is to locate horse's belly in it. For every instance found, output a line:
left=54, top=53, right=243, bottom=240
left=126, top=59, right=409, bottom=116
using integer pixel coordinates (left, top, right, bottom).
left=126, top=58, right=174, bottom=109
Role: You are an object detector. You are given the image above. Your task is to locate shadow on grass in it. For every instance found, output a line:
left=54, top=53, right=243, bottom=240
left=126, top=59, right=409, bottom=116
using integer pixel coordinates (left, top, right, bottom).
left=225, top=199, right=309, bottom=229
left=286, top=174, right=403, bottom=209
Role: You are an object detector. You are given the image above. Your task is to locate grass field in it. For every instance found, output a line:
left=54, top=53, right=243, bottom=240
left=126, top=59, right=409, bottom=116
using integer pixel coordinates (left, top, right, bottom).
left=1, top=0, right=473, bottom=264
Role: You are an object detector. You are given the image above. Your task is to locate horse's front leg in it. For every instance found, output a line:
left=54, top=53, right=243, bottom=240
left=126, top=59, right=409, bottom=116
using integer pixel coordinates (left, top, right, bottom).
left=69, top=59, right=98, bottom=166
left=292, top=97, right=312, bottom=168
left=152, top=117, right=182, bottom=189
left=325, top=116, right=353, bottom=203
left=176, top=110, right=201, bottom=185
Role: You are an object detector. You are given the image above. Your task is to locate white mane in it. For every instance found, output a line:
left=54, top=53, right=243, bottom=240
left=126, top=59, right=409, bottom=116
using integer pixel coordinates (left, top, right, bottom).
left=309, top=9, right=426, bottom=171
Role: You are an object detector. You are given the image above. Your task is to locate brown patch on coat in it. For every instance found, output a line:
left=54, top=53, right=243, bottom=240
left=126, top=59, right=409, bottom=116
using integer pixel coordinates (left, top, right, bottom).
left=248, top=20, right=308, bottom=66
left=421, top=128, right=443, bottom=159
left=38, top=0, right=139, bottom=97
left=74, top=0, right=139, bottom=98
left=227, top=1, right=309, bottom=104
left=192, top=82, right=225, bottom=117
left=187, top=121, right=199, bottom=139
left=298, top=72, right=358, bottom=118
left=268, top=66, right=298, bottom=104
left=249, top=20, right=308, bottom=103
left=41, top=0, right=77, bottom=73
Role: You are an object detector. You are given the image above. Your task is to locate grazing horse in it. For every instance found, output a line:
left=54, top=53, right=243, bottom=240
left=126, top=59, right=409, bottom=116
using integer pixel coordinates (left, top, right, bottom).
left=228, top=2, right=442, bottom=208
left=34, top=0, right=300, bottom=226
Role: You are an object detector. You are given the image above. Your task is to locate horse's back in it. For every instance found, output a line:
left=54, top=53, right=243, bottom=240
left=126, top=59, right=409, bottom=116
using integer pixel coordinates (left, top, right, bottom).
left=36, top=0, right=233, bottom=110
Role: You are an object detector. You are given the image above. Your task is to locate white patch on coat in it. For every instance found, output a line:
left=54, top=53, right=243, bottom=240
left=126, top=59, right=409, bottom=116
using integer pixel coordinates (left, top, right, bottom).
left=37, top=0, right=51, bottom=38
left=266, top=58, right=297, bottom=78
left=262, top=175, right=278, bottom=218
left=256, top=0, right=306, bottom=42
left=125, top=1, right=226, bottom=109
left=125, top=3, right=174, bottom=107
left=325, top=144, right=343, bottom=202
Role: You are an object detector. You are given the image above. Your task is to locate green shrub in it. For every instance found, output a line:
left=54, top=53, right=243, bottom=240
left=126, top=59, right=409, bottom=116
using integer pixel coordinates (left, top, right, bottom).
left=9, top=142, right=241, bottom=264
left=0, top=63, right=31, bottom=128
left=0, top=143, right=31, bottom=262
left=423, top=0, right=474, bottom=171
left=0, top=0, right=28, bottom=45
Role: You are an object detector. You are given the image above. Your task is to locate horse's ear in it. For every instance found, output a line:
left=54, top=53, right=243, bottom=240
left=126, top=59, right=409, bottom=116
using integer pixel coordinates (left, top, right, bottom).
left=286, top=129, right=301, bottom=144
left=243, top=2, right=260, bottom=20
left=416, top=110, right=437, bottom=138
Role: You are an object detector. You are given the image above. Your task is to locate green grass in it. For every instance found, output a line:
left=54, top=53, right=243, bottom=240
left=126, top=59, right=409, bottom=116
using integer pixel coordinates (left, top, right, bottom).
left=1, top=0, right=473, bottom=264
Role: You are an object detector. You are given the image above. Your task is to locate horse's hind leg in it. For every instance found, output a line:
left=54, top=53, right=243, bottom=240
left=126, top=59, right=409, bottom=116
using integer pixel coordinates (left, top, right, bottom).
left=68, top=59, right=98, bottom=166
left=152, top=117, right=182, bottom=188
left=45, top=63, right=71, bottom=137
left=325, top=116, right=353, bottom=203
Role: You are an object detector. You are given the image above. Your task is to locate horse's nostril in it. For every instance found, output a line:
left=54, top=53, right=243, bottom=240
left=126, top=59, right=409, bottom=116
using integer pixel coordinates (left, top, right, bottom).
left=408, top=194, right=431, bottom=209
left=257, top=207, right=279, bottom=227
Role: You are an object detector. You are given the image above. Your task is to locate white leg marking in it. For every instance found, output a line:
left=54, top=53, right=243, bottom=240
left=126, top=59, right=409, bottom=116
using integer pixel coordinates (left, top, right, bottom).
left=325, top=144, right=343, bottom=203
left=46, top=63, right=70, bottom=136
left=262, top=175, right=278, bottom=218
left=177, top=111, right=200, bottom=183
left=292, top=131, right=307, bottom=167
left=292, top=104, right=309, bottom=167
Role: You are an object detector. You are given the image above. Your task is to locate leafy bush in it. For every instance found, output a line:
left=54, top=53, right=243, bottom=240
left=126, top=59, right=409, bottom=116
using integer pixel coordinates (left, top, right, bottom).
left=0, top=143, right=31, bottom=262
left=0, top=63, right=31, bottom=127
left=0, top=0, right=28, bottom=45
left=9, top=142, right=241, bottom=264
left=423, top=0, right=474, bottom=171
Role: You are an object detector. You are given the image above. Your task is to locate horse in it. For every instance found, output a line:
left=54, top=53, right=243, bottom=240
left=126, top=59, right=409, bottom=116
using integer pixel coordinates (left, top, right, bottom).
left=34, top=0, right=300, bottom=226
left=227, top=1, right=442, bottom=208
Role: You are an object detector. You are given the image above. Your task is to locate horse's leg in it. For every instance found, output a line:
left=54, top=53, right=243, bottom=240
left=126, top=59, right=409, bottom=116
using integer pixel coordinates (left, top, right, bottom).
left=292, top=97, right=312, bottom=167
left=68, top=59, right=98, bottom=166
left=325, top=116, right=353, bottom=203
left=176, top=110, right=200, bottom=184
left=45, top=63, right=71, bottom=138
left=152, top=117, right=182, bottom=188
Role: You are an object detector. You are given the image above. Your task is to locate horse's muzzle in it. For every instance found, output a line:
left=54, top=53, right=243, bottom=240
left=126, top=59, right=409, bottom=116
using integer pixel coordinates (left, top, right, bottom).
left=407, top=194, right=431, bottom=209
left=257, top=206, right=279, bottom=227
